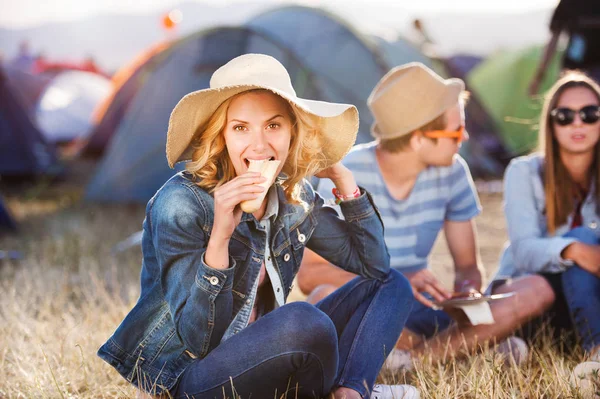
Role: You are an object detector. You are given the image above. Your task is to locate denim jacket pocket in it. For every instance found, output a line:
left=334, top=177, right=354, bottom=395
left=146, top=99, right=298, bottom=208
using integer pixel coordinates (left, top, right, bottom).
left=281, top=214, right=316, bottom=278
left=415, top=220, right=443, bottom=258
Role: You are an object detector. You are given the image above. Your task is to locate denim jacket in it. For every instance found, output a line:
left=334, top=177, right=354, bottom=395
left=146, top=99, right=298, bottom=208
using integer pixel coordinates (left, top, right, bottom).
left=494, top=153, right=600, bottom=281
left=97, top=172, right=390, bottom=394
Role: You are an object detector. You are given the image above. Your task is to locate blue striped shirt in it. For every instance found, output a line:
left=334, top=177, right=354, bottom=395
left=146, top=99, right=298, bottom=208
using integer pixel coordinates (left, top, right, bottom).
left=318, top=142, right=481, bottom=273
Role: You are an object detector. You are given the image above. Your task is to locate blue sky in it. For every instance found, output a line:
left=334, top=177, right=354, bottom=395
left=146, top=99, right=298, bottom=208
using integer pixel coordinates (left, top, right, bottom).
left=2, top=0, right=558, bottom=28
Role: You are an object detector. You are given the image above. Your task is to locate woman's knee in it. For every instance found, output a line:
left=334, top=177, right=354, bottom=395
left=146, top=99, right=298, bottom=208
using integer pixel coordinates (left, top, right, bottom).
left=278, top=302, right=337, bottom=352
left=384, top=269, right=413, bottom=302
left=563, top=265, right=600, bottom=291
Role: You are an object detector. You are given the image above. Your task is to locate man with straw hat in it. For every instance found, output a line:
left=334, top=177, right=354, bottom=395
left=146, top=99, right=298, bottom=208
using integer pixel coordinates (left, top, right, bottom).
left=299, top=63, right=555, bottom=367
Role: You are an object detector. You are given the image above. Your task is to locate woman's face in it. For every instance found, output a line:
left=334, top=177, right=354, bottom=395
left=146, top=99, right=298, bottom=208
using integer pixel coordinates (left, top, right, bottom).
left=417, top=101, right=469, bottom=167
left=223, top=91, right=292, bottom=177
left=553, top=86, right=600, bottom=155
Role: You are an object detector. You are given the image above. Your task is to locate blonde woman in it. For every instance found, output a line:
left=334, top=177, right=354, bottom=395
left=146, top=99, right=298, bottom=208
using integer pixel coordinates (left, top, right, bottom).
left=493, top=71, right=600, bottom=392
left=97, top=54, right=417, bottom=399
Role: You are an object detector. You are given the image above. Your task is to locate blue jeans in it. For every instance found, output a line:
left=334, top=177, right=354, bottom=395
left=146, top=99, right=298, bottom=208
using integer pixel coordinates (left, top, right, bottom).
left=560, top=227, right=600, bottom=351
left=404, top=294, right=452, bottom=338
left=172, top=270, right=413, bottom=399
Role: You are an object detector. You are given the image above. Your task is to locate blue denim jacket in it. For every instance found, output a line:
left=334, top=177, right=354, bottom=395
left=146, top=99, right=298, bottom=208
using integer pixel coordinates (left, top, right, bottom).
left=494, top=153, right=600, bottom=281
left=97, top=172, right=390, bottom=394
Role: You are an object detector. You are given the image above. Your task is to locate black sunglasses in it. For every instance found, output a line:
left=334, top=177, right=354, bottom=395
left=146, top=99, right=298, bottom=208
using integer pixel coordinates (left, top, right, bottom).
left=550, top=105, right=600, bottom=126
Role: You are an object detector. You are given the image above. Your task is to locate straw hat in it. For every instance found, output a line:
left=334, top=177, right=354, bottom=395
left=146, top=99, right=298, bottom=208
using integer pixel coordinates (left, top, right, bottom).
left=166, top=54, right=358, bottom=169
left=367, top=62, right=464, bottom=140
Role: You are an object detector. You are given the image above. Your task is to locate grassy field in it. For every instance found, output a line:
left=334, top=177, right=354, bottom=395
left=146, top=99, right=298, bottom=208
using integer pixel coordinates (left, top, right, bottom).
left=0, top=176, right=596, bottom=398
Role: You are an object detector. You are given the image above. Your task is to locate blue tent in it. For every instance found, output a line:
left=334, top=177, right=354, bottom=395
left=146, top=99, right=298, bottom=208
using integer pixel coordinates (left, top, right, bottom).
left=86, top=27, right=321, bottom=202
left=0, top=195, right=16, bottom=232
left=0, top=66, right=58, bottom=177
left=3, top=65, right=51, bottom=118
left=247, top=6, right=389, bottom=143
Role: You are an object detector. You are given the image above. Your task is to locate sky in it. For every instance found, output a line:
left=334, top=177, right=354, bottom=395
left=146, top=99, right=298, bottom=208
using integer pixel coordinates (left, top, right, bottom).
left=1, top=0, right=559, bottom=29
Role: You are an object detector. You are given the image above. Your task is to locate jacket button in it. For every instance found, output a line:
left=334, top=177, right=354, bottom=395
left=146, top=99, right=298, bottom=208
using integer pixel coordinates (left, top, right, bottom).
left=209, top=276, right=219, bottom=285
left=298, top=234, right=306, bottom=243
left=283, top=253, right=290, bottom=262
left=246, top=299, right=251, bottom=304
left=589, top=221, right=598, bottom=229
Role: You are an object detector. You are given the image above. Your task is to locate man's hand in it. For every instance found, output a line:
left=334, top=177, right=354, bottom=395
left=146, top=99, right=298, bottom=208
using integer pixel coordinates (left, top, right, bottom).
left=404, top=269, right=451, bottom=308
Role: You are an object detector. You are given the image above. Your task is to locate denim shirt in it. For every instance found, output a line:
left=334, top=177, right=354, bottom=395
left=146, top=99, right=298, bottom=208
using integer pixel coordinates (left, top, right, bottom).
left=97, top=171, right=390, bottom=394
left=493, top=153, right=600, bottom=281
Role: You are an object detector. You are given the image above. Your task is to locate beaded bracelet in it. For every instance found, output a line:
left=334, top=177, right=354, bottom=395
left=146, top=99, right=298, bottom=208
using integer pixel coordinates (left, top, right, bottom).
left=332, top=187, right=361, bottom=205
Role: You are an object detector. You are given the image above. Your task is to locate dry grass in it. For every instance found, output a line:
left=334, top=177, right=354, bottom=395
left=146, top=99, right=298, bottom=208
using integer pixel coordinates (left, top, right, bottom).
left=0, top=179, right=596, bottom=398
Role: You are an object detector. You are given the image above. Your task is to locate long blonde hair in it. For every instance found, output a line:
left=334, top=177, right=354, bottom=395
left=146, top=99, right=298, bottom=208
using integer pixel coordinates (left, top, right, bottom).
left=185, top=89, right=327, bottom=204
left=539, top=71, right=600, bottom=234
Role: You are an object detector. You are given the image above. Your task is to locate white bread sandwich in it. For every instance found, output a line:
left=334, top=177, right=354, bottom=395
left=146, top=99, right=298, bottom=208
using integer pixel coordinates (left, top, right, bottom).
left=240, top=159, right=281, bottom=213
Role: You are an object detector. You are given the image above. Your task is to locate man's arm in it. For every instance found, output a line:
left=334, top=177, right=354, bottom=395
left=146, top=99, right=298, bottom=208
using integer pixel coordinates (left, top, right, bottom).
left=443, top=219, right=485, bottom=292
left=297, top=248, right=357, bottom=295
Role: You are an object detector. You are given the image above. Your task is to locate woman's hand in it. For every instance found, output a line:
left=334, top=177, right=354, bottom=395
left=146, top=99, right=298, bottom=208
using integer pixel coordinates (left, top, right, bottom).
left=205, top=172, right=266, bottom=269
left=562, top=242, right=600, bottom=277
left=315, top=163, right=358, bottom=196
left=404, top=269, right=451, bottom=308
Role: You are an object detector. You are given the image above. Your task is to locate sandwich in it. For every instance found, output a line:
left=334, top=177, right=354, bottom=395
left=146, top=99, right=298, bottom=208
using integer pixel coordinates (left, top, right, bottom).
left=240, top=159, right=281, bottom=213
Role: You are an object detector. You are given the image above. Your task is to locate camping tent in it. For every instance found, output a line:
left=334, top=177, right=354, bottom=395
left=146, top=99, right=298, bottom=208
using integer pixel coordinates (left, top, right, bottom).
left=246, top=6, right=435, bottom=145
left=0, top=196, right=16, bottom=232
left=0, top=66, right=58, bottom=177
left=35, top=70, right=111, bottom=143
left=86, top=26, right=321, bottom=202
left=88, top=6, right=514, bottom=203
left=247, top=6, right=388, bottom=143
left=80, top=42, right=171, bottom=157
left=467, top=46, right=563, bottom=155
left=436, top=55, right=514, bottom=177
left=3, top=65, right=51, bottom=117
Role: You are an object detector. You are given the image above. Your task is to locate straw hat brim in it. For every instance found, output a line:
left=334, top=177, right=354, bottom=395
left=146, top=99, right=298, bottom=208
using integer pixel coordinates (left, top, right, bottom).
left=370, top=79, right=464, bottom=140
left=166, top=84, right=358, bottom=170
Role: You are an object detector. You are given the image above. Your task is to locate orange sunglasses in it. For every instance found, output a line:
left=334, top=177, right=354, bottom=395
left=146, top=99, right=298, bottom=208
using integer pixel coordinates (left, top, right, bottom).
left=423, top=125, right=465, bottom=144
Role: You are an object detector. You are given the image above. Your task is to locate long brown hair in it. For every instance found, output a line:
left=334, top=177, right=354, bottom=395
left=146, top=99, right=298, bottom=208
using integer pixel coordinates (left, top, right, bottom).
left=539, top=71, right=600, bottom=233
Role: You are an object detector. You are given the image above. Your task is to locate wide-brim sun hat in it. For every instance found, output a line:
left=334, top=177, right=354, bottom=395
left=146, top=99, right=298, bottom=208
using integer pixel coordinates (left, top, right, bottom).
left=367, top=62, right=465, bottom=140
left=166, top=53, right=359, bottom=170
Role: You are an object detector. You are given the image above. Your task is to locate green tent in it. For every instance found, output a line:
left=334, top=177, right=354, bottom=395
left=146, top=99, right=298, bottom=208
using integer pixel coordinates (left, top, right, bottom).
left=467, top=46, right=564, bottom=155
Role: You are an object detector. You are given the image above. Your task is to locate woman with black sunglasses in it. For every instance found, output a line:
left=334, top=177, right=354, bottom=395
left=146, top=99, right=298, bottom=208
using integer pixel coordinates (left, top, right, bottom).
left=491, top=71, right=600, bottom=394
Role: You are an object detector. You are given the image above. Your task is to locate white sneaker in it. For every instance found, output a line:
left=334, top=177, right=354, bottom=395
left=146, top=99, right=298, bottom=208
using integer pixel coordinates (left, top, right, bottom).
left=570, top=361, right=600, bottom=398
left=495, top=336, right=529, bottom=366
left=370, top=384, right=420, bottom=399
left=383, top=349, right=413, bottom=372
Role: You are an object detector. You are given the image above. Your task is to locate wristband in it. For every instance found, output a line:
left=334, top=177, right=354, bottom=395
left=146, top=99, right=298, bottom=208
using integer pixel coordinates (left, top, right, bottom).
left=332, top=187, right=361, bottom=205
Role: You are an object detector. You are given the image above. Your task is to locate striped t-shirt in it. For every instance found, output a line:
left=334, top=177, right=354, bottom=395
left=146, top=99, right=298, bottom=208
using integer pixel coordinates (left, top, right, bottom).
left=317, top=142, right=481, bottom=273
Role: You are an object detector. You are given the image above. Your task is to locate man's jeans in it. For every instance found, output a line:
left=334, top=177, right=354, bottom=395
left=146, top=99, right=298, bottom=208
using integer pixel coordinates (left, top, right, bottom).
left=173, top=270, right=413, bottom=399
left=561, top=227, right=600, bottom=351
